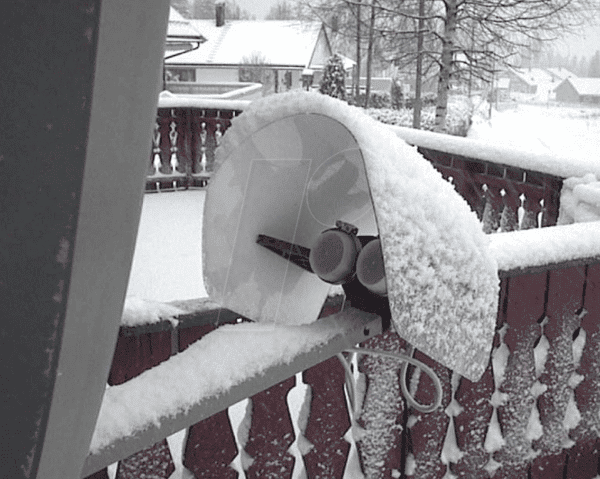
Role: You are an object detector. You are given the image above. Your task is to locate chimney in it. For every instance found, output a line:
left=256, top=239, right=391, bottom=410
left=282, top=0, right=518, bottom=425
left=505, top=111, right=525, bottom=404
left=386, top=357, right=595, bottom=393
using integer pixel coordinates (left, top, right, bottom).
left=215, top=2, right=225, bottom=27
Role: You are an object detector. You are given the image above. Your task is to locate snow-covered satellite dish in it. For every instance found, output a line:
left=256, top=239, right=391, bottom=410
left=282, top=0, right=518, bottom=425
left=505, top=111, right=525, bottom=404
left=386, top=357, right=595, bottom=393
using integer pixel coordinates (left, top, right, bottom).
left=203, top=92, right=499, bottom=382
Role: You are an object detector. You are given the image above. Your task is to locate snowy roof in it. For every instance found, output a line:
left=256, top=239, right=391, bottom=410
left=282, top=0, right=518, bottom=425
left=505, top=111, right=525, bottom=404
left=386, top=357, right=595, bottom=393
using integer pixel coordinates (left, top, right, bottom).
left=561, top=77, right=600, bottom=96
left=509, top=67, right=553, bottom=86
left=546, top=67, right=576, bottom=81
left=167, top=7, right=204, bottom=40
left=166, top=20, right=330, bottom=68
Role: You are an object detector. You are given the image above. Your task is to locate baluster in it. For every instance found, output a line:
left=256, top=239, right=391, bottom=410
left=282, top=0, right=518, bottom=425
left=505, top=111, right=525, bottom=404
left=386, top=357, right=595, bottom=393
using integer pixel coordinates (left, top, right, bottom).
left=286, top=372, right=311, bottom=478
left=405, top=352, right=452, bottom=478
left=108, top=329, right=175, bottom=478
left=200, top=121, right=208, bottom=173
left=566, top=264, right=600, bottom=478
left=531, top=267, right=586, bottom=479
left=452, top=336, right=496, bottom=477
left=169, top=110, right=178, bottom=174
left=517, top=193, right=526, bottom=229
left=302, top=356, right=351, bottom=479
left=499, top=189, right=518, bottom=232
left=481, top=185, right=501, bottom=234
left=357, top=330, right=408, bottom=479
left=115, top=440, right=175, bottom=479
left=229, top=398, right=252, bottom=477
left=183, top=411, right=239, bottom=478
left=493, top=273, right=545, bottom=478
left=538, top=198, right=546, bottom=228
left=215, top=122, right=223, bottom=147
left=151, top=121, right=161, bottom=176
left=521, top=193, right=541, bottom=230
left=343, top=353, right=366, bottom=479
left=244, top=377, right=296, bottom=478
left=180, top=322, right=239, bottom=478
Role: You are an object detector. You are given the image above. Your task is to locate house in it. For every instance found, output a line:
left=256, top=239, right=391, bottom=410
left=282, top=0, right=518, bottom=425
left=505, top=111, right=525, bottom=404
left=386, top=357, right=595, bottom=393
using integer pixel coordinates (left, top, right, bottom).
left=499, top=67, right=557, bottom=101
left=555, top=77, right=600, bottom=104
left=165, top=6, right=334, bottom=94
left=165, top=6, right=205, bottom=60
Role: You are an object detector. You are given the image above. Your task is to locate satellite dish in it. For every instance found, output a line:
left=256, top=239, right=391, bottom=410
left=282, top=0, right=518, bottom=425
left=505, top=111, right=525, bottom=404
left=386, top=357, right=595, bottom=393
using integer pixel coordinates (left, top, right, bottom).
left=203, top=93, right=499, bottom=382
left=203, top=112, right=377, bottom=326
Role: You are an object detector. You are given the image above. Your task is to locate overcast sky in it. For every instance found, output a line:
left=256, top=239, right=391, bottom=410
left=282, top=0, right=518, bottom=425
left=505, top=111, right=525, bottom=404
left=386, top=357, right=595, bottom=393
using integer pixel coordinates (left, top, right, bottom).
left=557, top=25, right=600, bottom=58
left=234, top=0, right=277, bottom=19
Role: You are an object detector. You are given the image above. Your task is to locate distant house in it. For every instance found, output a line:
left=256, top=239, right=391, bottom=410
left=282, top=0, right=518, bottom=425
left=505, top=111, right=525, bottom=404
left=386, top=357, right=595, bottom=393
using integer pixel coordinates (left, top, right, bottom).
left=165, top=6, right=335, bottom=94
left=499, top=67, right=561, bottom=101
left=555, top=77, right=600, bottom=103
left=165, top=7, right=205, bottom=77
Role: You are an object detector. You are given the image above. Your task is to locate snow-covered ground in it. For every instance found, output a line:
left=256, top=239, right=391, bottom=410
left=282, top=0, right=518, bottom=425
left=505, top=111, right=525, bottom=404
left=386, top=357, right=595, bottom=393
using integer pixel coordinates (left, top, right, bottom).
left=468, top=101, right=600, bottom=162
left=126, top=190, right=207, bottom=302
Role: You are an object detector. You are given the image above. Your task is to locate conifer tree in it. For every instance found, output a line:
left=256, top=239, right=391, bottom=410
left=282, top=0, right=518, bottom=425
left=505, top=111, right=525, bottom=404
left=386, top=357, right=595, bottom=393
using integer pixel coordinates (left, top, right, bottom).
left=319, top=54, right=347, bottom=100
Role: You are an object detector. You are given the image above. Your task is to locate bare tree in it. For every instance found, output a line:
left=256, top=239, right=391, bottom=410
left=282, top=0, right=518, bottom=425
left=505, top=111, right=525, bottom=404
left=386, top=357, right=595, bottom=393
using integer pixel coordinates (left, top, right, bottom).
left=431, top=0, right=595, bottom=131
left=298, top=0, right=396, bottom=105
left=266, top=1, right=302, bottom=19
left=301, top=0, right=597, bottom=133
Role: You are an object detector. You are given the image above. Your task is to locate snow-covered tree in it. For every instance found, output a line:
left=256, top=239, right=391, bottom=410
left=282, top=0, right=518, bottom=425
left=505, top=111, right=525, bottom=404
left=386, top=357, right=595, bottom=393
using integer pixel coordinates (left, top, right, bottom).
left=589, top=50, right=600, bottom=77
left=319, top=54, right=347, bottom=100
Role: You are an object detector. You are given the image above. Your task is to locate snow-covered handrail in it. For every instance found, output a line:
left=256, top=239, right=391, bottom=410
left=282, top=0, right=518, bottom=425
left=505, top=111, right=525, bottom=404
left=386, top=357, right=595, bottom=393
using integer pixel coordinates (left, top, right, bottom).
left=491, top=221, right=600, bottom=276
left=390, top=125, right=600, bottom=180
left=149, top=98, right=575, bottom=234
left=82, top=307, right=382, bottom=477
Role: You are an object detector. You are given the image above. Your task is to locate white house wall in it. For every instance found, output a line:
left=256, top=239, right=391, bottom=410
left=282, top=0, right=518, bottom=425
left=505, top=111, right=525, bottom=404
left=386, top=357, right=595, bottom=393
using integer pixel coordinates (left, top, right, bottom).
left=196, top=67, right=239, bottom=83
left=308, top=28, right=333, bottom=69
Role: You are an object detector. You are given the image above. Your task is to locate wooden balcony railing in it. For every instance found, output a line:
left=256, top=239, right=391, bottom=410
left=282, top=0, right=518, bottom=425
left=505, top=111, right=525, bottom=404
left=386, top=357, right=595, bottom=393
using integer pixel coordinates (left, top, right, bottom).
left=148, top=98, right=600, bottom=235
left=83, top=260, right=600, bottom=479
left=147, top=96, right=249, bottom=192
left=86, top=96, right=600, bottom=479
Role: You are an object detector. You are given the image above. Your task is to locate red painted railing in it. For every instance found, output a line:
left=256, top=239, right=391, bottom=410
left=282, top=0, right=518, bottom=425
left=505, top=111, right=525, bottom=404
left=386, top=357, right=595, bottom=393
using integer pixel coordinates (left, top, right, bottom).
left=84, top=263, right=600, bottom=479
left=86, top=99, right=600, bottom=479
left=147, top=98, right=247, bottom=191
left=148, top=101, right=566, bottom=235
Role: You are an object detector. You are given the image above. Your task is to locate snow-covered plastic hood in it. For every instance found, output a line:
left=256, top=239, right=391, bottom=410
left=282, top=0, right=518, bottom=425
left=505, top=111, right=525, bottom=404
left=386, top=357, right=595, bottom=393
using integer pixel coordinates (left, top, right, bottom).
left=204, top=91, right=499, bottom=381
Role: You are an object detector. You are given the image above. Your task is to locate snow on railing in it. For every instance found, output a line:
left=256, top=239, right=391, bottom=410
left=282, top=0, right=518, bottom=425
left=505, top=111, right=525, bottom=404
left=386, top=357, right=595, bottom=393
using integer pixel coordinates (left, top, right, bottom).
left=149, top=95, right=581, bottom=233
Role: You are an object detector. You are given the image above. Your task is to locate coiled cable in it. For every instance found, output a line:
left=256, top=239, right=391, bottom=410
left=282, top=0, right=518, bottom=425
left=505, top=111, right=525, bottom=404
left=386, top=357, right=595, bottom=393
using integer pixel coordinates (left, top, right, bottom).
left=337, top=346, right=444, bottom=416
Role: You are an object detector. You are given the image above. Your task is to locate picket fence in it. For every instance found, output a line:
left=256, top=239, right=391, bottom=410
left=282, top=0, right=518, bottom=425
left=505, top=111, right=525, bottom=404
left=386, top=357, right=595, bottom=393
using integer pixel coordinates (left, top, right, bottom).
left=83, top=99, right=600, bottom=478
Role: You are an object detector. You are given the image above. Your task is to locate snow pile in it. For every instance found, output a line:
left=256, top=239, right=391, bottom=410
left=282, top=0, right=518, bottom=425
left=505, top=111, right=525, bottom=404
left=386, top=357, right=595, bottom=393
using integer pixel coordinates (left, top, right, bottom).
left=489, top=221, right=600, bottom=273
left=213, top=91, right=499, bottom=382
left=90, top=308, right=369, bottom=453
left=558, top=173, right=600, bottom=224
left=121, top=297, right=185, bottom=327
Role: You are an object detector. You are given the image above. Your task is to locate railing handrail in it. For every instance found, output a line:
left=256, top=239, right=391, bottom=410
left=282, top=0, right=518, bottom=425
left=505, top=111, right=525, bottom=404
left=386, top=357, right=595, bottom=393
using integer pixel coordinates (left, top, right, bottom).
left=490, top=220, right=600, bottom=276
left=82, top=306, right=382, bottom=477
left=390, top=124, right=600, bottom=180
left=157, top=92, right=251, bottom=111
left=154, top=93, right=600, bottom=181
